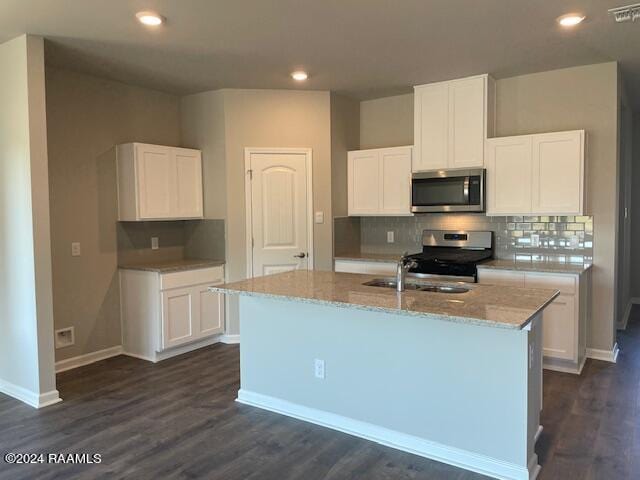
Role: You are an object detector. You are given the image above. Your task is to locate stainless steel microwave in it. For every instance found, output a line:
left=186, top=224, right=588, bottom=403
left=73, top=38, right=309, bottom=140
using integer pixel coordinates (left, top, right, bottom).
left=411, top=168, right=485, bottom=213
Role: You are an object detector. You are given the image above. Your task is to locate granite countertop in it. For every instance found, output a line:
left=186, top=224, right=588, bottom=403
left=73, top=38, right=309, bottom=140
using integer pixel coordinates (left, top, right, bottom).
left=334, top=252, right=403, bottom=263
left=211, top=270, right=559, bottom=330
left=119, top=259, right=225, bottom=273
left=477, top=258, right=592, bottom=275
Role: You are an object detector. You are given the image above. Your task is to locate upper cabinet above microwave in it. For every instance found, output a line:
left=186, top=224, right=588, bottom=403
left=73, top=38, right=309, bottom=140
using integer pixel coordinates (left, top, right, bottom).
left=485, top=130, right=586, bottom=216
left=116, top=143, right=204, bottom=221
left=413, top=74, right=495, bottom=172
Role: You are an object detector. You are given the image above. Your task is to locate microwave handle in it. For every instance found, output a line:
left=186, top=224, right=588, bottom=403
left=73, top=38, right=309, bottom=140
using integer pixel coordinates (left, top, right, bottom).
left=463, top=177, right=470, bottom=203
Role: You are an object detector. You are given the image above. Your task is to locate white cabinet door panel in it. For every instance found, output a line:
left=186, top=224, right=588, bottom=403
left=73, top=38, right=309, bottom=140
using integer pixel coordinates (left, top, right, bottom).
left=173, top=149, right=203, bottom=218
left=379, top=147, right=412, bottom=215
left=532, top=131, right=583, bottom=214
left=449, top=76, right=485, bottom=168
left=197, top=285, right=224, bottom=337
left=136, top=144, right=173, bottom=219
left=414, top=83, right=449, bottom=171
left=161, top=287, right=195, bottom=349
left=486, top=137, right=532, bottom=215
left=540, top=294, right=575, bottom=361
left=348, top=151, right=380, bottom=215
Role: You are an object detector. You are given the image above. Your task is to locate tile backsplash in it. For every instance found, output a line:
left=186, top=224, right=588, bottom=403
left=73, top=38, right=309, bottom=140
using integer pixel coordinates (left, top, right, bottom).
left=117, top=219, right=225, bottom=265
left=355, top=214, right=593, bottom=261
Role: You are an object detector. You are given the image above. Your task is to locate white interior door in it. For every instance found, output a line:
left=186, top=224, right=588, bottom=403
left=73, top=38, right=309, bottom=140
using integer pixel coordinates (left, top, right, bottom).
left=247, top=150, right=311, bottom=277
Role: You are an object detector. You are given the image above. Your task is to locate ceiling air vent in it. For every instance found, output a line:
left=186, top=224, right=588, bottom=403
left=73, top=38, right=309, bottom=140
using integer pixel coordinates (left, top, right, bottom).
left=608, top=3, right=640, bottom=22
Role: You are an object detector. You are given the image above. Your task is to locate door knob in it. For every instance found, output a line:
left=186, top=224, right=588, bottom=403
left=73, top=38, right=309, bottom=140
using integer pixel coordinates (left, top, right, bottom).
left=293, top=252, right=307, bottom=259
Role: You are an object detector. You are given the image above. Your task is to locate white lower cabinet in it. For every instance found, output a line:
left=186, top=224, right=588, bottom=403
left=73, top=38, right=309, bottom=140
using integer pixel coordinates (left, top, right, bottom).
left=120, top=265, right=225, bottom=362
left=478, top=267, right=590, bottom=374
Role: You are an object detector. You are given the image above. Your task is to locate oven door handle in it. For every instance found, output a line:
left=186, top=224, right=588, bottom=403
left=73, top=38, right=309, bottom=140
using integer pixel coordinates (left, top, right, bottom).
left=463, top=177, right=470, bottom=204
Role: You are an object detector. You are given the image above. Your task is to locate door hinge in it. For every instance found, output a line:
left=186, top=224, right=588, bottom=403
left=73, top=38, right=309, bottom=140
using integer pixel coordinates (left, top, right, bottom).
left=247, top=169, right=253, bottom=180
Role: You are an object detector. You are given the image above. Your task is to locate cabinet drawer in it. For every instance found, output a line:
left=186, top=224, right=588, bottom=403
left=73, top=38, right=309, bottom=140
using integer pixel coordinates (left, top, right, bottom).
left=524, top=273, right=576, bottom=295
left=477, top=269, right=525, bottom=287
left=161, top=266, right=224, bottom=291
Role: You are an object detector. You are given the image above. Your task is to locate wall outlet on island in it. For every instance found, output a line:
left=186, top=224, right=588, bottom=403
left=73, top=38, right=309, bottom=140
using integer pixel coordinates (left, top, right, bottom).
left=387, top=231, right=395, bottom=243
left=314, top=359, right=325, bottom=379
left=71, top=242, right=81, bottom=257
left=151, top=237, right=159, bottom=250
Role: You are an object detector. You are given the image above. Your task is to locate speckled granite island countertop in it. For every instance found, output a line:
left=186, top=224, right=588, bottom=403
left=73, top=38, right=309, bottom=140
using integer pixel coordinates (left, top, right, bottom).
left=478, top=258, right=592, bottom=275
left=119, top=259, right=225, bottom=273
left=211, top=270, right=559, bottom=330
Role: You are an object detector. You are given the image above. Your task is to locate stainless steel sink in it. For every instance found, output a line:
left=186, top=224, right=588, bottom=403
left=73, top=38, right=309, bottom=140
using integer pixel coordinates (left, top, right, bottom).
left=363, top=278, right=469, bottom=294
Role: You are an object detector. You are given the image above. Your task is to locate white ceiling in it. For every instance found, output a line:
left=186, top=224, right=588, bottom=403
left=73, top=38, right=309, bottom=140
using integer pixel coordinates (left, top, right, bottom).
left=1, top=0, right=639, bottom=105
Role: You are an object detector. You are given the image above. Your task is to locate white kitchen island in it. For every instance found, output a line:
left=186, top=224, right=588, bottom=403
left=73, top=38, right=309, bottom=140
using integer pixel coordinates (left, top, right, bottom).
left=211, top=270, right=559, bottom=480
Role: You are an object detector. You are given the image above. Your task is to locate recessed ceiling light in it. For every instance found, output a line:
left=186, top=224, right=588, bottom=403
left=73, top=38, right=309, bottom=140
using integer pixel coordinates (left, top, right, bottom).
left=291, top=71, right=308, bottom=81
left=557, top=13, right=586, bottom=27
left=136, top=11, right=164, bottom=26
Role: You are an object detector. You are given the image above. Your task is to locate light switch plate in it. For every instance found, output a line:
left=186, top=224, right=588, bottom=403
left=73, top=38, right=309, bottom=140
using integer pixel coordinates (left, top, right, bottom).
left=314, top=211, right=324, bottom=224
left=151, top=237, right=159, bottom=250
left=71, top=242, right=81, bottom=257
left=387, top=231, right=395, bottom=243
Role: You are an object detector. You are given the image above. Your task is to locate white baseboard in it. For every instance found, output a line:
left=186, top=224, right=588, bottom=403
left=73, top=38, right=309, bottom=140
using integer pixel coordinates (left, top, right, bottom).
left=123, top=335, right=222, bottom=363
left=0, top=379, right=61, bottom=409
left=55, top=345, right=124, bottom=373
left=220, top=334, right=240, bottom=344
left=618, top=298, right=640, bottom=330
left=586, top=342, right=619, bottom=363
left=237, top=389, right=537, bottom=480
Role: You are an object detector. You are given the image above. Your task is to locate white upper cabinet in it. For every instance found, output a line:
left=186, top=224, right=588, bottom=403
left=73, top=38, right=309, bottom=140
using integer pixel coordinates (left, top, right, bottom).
left=486, top=130, right=585, bottom=216
left=117, top=143, right=203, bottom=221
left=379, top=148, right=412, bottom=214
left=531, top=131, right=584, bottom=215
left=348, top=146, right=412, bottom=216
left=413, top=82, right=449, bottom=171
left=413, top=74, right=495, bottom=172
left=486, top=136, right=533, bottom=215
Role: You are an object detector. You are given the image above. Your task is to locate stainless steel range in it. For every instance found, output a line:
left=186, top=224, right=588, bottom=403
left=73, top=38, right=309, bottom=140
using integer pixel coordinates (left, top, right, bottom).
left=406, top=230, right=494, bottom=283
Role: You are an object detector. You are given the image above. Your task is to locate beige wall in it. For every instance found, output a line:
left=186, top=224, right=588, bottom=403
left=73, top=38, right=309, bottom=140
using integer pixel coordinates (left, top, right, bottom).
left=46, top=68, right=182, bottom=361
left=496, top=63, right=619, bottom=352
left=0, top=35, right=57, bottom=400
left=181, top=89, right=334, bottom=334
left=181, top=90, right=227, bottom=219
left=359, top=63, right=620, bottom=352
left=330, top=93, right=360, bottom=219
left=360, top=93, right=413, bottom=149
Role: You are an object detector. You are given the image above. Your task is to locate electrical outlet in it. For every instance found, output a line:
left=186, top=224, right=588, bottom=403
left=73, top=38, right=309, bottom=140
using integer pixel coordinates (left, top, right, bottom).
left=71, top=242, right=81, bottom=257
left=314, top=359, right=325, bottom=379
left=151, top=237, right=159, bottom=250
left=314, top=211, right=324, bottom=224
left=387, top=231, right=395, bottom=243
left=530, top=234, right=540, bottom=248
left=569, top=235, right=580, bottom=249
left=55, top=327, right=75, bottom=349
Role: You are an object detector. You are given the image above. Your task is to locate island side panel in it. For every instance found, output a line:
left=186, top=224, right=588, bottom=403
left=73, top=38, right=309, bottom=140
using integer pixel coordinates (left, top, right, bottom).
left=238, top=295, right=534, bottom=471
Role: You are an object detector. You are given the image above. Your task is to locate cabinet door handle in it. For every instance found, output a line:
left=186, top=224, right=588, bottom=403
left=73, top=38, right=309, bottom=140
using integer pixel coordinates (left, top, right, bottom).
left=293, top=252, right=307, bottom=259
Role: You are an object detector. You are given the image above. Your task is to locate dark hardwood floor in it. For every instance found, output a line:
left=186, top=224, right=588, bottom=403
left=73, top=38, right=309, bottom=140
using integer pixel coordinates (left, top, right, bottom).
left=2, top=310, right=640, bottom=480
